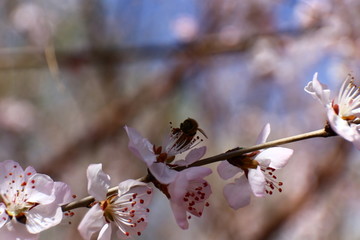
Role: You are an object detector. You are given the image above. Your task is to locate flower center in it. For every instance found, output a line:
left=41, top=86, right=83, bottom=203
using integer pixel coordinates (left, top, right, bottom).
left=165, top=119, right=206, bottom=156
left=336, top=76, right=360, bottom=121
left=182, top=180, right=210, bottom=217
left=260, top=166, right=283, bottom=195
left=1, top=188, right=37, bottom=222
left=100, top=190, right=152, bottom=238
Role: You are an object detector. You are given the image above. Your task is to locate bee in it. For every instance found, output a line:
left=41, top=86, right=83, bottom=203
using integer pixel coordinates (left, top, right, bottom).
left=170, top=118, right=207, bottom=151
left=180, top=118, right=208, bottom=139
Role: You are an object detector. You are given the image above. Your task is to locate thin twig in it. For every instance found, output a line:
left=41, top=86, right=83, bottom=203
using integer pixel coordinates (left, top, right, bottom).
left=61, top=127, right=334, bottom=212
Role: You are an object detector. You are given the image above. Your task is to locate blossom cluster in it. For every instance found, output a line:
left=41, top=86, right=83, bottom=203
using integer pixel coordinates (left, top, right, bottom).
left=1, top=72, right=360, bottom=239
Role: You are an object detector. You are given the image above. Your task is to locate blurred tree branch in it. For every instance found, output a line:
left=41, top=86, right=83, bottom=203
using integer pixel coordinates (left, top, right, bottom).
left=0, top=26, right=317, bottom=70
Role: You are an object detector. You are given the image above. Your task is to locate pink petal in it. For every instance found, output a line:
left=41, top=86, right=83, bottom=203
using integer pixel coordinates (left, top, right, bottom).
left=304, top=72, right=331, bottom=105
left=118, top=179, right=147, bottom=195
left=256, top=147, right=293, bottom=169
left=0, top=221, right=39, bottom=240
left=327, top=107, right=358, bottom=141
left=78, top=204, right=106, bottom=240
left=183, top=146, right=207, bottom=165
left=168, top=172, right=189, bottom=203
left=98, top=223, right=112, bottom=240
left=118, top=179, right=153, bottom=207
left=223, top=176, right=251, bottom=209
left=26, top=203, right=63, bottom=234
left=24, top=166, right=37, bottom=181
left=169, top=200, right=188, bottom=229
left=124, top=126, right=156, bottom=167
left=87, top=164, right=110, bottom=201
left=0, top=203, right=8, bottom=228
left=256, top=123, right=271, bottom=144
left=53, top=181, right=74, bottom=205
left=0, top=160, right=26, bottom=198
left=217, top=161, right=241, bottom=180
left=248, top=167, right=266, bottom=197
left=25, top=174, right=55, bottom=204
left=186, top=180, right=211, bottom=217
left=184, top=166, right=212, bottom=181
left=149, top=162, right=177, bottom=184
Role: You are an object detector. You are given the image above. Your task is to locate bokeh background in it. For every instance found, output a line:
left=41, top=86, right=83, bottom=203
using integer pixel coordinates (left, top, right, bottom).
left=1, top=0, right=360, bottom=239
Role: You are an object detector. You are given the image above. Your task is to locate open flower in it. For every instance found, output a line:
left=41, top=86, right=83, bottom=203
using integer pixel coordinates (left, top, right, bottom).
left=125, top=125, right=206, bottom=184
left=305, top=72, right=360, bottom=148
left=0, top=160, right=73, bottom=240
left=78, top=164, right=153, bottom=240
left=217, top=124, right=293, bottom=209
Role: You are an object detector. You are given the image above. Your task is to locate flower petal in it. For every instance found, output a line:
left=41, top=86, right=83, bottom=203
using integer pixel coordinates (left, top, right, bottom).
left=53, top=181, right=74, bottom=205
left=25, top=174, right=55, bottom=205
left=98, top=223, right=112, bottom=240
left=124, top=126, right=156, bottom=167
left=248, top=167, right=266, bottom=197
left=217, top=161, right=242, bottom=180
left=0, top=221, right=39, bottom=240
left=149, top=162, right=177, bottom=184
left=0, top=160, right=26, bottom=198
left=118, top=179, right=153, bottom=208
left=118, top=179, right=147, bottom=195
left=169, top=200, right=188, bottom=230
left=87, top=164, right=110, bottom=201
left=327, top=106, right=358, bottom=141
left=256, top=147, right=293, bottom=169
left=0, top=203, right=8, bottom=229
left=78, top=204, right=106, bottom=240
left=184, top=166, right=212, bottom=181
left=256, top=123, right=271, bottom=144
left=168, top=172, right=189, bottom=204
left=25, top=203, right=63, bottom=234
left=223, top=176, right=251, bottom=209
left=304, top=72, right=331, bottom=106
left=175, top=146, right=207, bottom=166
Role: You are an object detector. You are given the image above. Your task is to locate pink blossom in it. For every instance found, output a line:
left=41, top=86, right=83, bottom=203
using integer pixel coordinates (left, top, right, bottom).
left=124, top=125, right=206, bottom=184
left=168, top=167, right=212, bottom=229
left=305, top=72, right=360, bottom=148
left=78, top=164, right=153, bottom=240
left=125, top=125, right=212, bottom=229
left=0, top=160, right=73, bottom=239
left=217, top=124, right=293, bottom=209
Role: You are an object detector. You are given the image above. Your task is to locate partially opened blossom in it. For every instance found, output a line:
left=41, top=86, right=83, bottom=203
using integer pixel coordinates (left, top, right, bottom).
left=305, top=72, right=360, bottom=148
left=0, top=160, right=73, bottom=240
left=125, top=123, right=212, bottom=229
left=217, top=124, right=293, bottom=209
left=78, top=164, right=153, bottom=240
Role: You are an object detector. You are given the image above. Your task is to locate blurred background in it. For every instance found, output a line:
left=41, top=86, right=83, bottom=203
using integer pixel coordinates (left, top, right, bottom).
left=1, top=0, right=360, bottom=239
